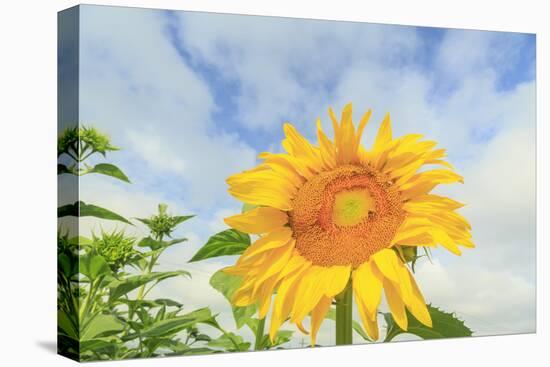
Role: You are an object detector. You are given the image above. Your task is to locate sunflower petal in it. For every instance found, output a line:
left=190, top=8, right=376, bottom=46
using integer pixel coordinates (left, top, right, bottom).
left=317, top=119, right=337, bottom=169
left=406, top=272, right=432, bottom=327
left=353, top=261, right=383, bottom=320
left=372, top=113, right=393, bottom=153
left=269, top=269, right=306, bottom=341
left=310, top=296, right=332, bottom=346
left=224, top=207, right=289, bottom=234
left=238, top=228, right=293, bottom=262
left=291, top=266, right=327, bottom=322
left=383, top=278, right=408, bottom=330
left=323, top=265, right=351, bottom=298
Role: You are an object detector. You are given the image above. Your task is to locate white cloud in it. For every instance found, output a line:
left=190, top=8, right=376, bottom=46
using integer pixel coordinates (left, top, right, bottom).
left=176, top=12, right=421, bottom=132
left=435, top=30, right=529, bottom=82
left=79, top=5, right=257, bottom=209
left=415, top=260, right=535, bottom=335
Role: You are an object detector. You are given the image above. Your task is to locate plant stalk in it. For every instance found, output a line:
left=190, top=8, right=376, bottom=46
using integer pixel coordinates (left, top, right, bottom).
left=335, top=281, right=353, bottom=345
left=254, top=317, right=266, bottom=350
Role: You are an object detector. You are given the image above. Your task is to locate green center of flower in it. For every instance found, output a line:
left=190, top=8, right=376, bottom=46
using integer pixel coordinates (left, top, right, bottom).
left=332, top=189, right=374, bottom=227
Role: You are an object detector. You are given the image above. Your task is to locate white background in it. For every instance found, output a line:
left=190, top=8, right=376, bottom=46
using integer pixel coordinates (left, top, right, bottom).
left=0, top=0, right=547, bottom=366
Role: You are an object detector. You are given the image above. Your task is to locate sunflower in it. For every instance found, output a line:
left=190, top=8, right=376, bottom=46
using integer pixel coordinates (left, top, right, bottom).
left=223, top=103, right=474, bottom=346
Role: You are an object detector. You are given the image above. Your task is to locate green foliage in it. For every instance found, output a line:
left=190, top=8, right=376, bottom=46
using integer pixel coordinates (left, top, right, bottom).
left=189, top=229, right=250, bottom=262
left=383, top=305, right=473, bottom=342
left=108, top=271, right=190, bottom=302
left=137, top=236, right=187, bottom=250
left=135, top=308, right=214, bottom=339
left=58, top=125, right=229, bottom=361
left=208, top=332, right=251, bottom=352
left=209, top=270, right=256, bottom=329
left=80, top=253, right=112, bottom=280
left=57, top=126, right=129, bottom=189
left=136, top=203, right=194, bottom=239
left=92, top=230, right=137, bottom=272
left=86, top=163, right=130, bottom=183
left=58, top=126, right=118, bottom=159
left=58, top=201, right=132, bottom=224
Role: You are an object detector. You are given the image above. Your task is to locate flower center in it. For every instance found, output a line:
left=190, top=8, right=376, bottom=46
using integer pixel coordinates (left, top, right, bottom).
left=289, top=165, right=405, bottom=267
left=332, top=189, right=375, bottom=227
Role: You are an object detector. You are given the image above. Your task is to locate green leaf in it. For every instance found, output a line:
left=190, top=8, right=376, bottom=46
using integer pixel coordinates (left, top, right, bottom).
left=87, top=163, right=130, bottom=183
left=81, top=314, right=124, bottom=340
left=137, top=236, right=163, bottom=250
left=68, top=235, right=92, bottom=246
left=80, top=254, right=111, bottom=280
left=108, top=271, right=190, bottom=301
left=325, top=308, right=372, bottom=341
left=135, top=308, right=214, bottom=338
left=120, top=298, right=183, bottom=310
left=194, top=333, right=212, bottom=342
left=134, top=217, right=151, bottom=226
left=57, top=202, right=78, bottom=217
left=137, top=236, right=187, bottom=250
left=58, top=253, right=73, bottom=277
left=57, top=164, right=71, bottom=175
left=58, top=201, right=132, bottom=225
left=210, top=270, right=256, bottom=329
left=208, top=332, right=250, bottom=352
left=266, top=329, right=293, bottom=349
left=189, top=229, right=250, bottom=262
left=165, top=341, right=217, bottom=355
left=165, top=238, right=187, bottom=247
left=383, top=305, right=473, bottom=342
left=80, top=337, right=121, bottom=353
left=58, top=310, right=78, bottom=339
left=173, top=215, right=195, bottom=226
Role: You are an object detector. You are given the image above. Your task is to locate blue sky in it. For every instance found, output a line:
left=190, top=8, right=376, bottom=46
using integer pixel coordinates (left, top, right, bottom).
left=164, top=10, right=534, bottom=153
left=71, top=4, right=536, bottom=347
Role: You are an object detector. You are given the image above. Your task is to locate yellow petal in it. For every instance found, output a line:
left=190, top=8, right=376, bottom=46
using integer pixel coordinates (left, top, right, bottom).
left=323, top=265, right=351, bottom=298
left=224, top=207, right=289, bottom=234
left=406, top=272, right=432, bottom=327
left=310, top=296, right=332, bottom=346
left=257, top=274, right=280, bottom=319
left=316, top=119, right=337, bottom=169
left=291, top=266, right=326, bottom=322
left=259, top=152, right=315, bottom=181
left=383, top=278, right=408, bottom=330
left=328, top=106, right=341, bottom=145
left=372, top=113, right=392, bottom=153
left=337, top=103, right=356, bottom=164
left=269, top=269, right=307, bottom=341
left=252, top=241, right=295, bottom=290
left=238, top=228, right=293, bottom=262
left=371, top=249, right=401, bottom=284
left=228, top=187, right=293, bottom=211
left=354, top=282, right=380, bottom=341
left=399, top=170, right=464, bottom=198
left=355, top=109, right=372, bottom=151
left=352, top=261, right=383, bottom=319
left=282, top=123, right=323, bottom=173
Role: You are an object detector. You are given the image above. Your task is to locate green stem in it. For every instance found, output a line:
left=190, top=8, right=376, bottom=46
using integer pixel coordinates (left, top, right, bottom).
left=254, top=317, right=266, bottom=350
left=136, top=234, right=163, bottom=300
left=335, top=281, right=353, bottom=345
left=79, top=278, right=96, bottom=322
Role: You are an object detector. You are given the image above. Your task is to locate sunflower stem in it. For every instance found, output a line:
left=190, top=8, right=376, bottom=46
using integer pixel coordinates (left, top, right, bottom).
left=254, top=317, right=266, bottom=350
left=335, top=281, right=353, bottom=345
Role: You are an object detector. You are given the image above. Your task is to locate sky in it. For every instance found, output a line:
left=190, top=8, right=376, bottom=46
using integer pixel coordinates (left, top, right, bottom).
left=68, top=4, right=536, bottom=348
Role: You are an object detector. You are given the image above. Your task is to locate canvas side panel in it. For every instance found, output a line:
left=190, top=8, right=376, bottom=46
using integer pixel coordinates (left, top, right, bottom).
left=57, top=5, right=81, bottom=362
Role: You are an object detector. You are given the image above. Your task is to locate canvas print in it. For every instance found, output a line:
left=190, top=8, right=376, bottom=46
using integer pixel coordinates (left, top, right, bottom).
left=57, top=4, right=536, bottom=362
